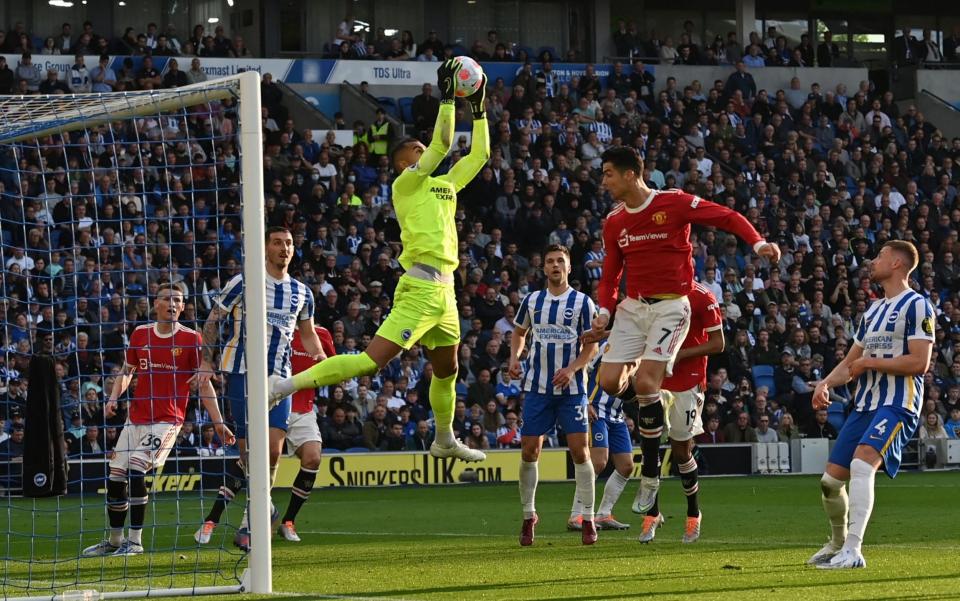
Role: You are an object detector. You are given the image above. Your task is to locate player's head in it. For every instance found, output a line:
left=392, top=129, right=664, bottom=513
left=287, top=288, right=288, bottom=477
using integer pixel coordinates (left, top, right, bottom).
left=154, top=282, right=186, bottom=323
left=265, top=226, right=294, bottom=272
left=601, top=146, right=643, bottom=197
left=390, top=137, right=425, bottom=172
left=870, top=240, right=919, bottom=283
left=543, top=244, right=571, bottom=286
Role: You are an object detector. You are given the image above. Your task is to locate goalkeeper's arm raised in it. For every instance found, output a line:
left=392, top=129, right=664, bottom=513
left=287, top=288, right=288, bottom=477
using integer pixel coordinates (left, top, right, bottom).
left=442, top=74, right=490, bottom=191
left=393, top=60, right=460, bottom=196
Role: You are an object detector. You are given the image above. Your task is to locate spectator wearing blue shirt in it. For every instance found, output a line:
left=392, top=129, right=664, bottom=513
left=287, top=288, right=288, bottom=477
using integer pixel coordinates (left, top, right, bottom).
left=495, top=367, right=521, bottom=400
left=88, top=54, right=116, bottom=93
left=742, top=46, right=765, bottom=68
left=945, top=407, right=960, bottom=438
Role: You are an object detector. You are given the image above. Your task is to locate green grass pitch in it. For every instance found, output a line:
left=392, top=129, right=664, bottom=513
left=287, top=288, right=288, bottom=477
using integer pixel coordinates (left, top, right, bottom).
left=3, top=471, right=959, bottom=600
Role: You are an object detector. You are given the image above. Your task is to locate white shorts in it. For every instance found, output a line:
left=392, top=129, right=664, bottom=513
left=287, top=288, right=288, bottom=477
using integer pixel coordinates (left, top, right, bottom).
left=285, top=411, right=322, bottom=453
left=665, top=386, right=705, bottom=442
left=601, top=296, right=692, bottom=376
left=109, top=421, right=180, bottom=474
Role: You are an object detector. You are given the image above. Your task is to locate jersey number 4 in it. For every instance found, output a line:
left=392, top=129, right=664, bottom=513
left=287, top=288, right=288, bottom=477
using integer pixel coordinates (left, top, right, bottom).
left=874, top=418, right=888, bottom=436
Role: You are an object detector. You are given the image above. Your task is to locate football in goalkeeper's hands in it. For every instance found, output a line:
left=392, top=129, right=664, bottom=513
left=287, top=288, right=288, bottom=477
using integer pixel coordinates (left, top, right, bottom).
left=455, top=56, right=485, bottom=97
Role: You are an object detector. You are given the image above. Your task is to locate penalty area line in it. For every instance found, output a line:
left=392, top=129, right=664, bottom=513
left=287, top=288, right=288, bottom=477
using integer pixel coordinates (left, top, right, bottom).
left=297, top=530, right=960, bottom=551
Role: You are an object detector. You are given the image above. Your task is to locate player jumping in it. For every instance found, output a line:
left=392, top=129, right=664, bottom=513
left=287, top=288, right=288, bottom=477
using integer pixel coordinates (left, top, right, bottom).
left=808, top=241, right=933, bottom=569
left=270, top=60, right=490, bottom=463
left=637, top=282, right=723, bottom=544
left=510, top=244, right=598, bottom=546
left=567, top=340, right=634, bottom=533
left=194, top=226, right=325, bottom=551
left=83, top=283, right=235, bottom=557
left=583, top=147, right=779, bottom=539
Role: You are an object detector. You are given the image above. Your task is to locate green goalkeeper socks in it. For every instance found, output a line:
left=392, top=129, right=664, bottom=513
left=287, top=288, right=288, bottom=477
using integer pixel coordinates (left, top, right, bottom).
left=291, top=352, right=379, bottom=392
left=430, top=373, right=457, bottom=443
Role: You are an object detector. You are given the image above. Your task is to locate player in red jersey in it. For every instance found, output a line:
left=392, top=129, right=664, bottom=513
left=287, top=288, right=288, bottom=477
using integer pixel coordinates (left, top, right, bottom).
left=83, top=283, right=234, bottom=557
left=583, top=147, right=779, bottom=542
left=276, top=325, right=336, bottom=542
left=636, top=283, right=724, bottom=544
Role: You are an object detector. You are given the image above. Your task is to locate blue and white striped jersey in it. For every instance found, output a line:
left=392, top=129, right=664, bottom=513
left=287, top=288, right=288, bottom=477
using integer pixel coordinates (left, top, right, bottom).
left=588, top=341, right=623, bottom=423
left=583, top=249, right=604, bottom=283
left=218, top=273, right=315, bottom=377
left=515, top=286, right=596, bottom=396
left=852, top=289, right=934, bottom=415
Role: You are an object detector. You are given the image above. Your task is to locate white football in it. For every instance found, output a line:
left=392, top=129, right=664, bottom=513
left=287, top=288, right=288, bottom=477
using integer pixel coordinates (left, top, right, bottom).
left=455, top=56, right=484, bottom=98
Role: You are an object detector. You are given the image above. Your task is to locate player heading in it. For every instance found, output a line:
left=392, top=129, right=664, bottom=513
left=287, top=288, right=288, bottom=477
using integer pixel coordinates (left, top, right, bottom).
left=594, top=146, right=781, bottom=317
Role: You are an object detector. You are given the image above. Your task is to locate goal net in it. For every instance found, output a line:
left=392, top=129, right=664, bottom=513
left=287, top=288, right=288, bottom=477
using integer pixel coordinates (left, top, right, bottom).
left=0, top=71, right=273, bottom=599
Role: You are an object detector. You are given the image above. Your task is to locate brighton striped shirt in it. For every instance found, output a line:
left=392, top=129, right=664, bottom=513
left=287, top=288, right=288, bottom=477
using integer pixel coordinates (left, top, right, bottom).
left=217, top=273, right=315, bottom=377
left=852, top=289, right=934, bottom=415
left=588, top=341, right=623, bottom=423
left=515, top=286, right=596, bottom=396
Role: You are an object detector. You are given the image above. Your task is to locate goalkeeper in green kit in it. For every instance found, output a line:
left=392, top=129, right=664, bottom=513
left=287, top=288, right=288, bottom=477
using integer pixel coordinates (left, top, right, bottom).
left=270, top=59, right=489, bottom=462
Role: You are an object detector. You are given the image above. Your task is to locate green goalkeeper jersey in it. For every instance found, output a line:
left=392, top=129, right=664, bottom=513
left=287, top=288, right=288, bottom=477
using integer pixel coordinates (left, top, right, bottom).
left=392, top=102, right=489, bottom=275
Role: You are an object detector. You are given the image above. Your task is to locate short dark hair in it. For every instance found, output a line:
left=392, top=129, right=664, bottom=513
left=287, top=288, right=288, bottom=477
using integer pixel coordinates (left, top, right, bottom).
left=389, top=137, right=417, bottom=170
left=882, top=240, right=919, bottom=273
left=265, top=225, right=292, bottom=242
left=600, top=146, right=643, bottom=175
left=543, top=243, right=570, bottom=260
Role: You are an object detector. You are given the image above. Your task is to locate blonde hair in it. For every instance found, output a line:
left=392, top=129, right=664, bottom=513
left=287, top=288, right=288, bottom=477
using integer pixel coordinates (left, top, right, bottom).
left=156, top=281, right=187, bottom=298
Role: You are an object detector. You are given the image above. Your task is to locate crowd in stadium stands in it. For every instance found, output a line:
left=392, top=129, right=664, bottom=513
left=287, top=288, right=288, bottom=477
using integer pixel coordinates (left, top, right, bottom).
left=0, top=20, right=253, bottom=97
left=329, top=16, right=960, bottom=67
left=0, top=20, right=251, bottom=59
left=3, top=18, right=960, bottom=472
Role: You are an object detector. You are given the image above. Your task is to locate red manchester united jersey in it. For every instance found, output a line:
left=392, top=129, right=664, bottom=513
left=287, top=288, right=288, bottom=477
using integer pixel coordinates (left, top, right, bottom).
left=661, top=283, right=723, bottom=392
left=291, top=326, right=336, bottom=414
left=125, top=323, right=202, bottom=425
left=597, top=189, right=764, bottom=314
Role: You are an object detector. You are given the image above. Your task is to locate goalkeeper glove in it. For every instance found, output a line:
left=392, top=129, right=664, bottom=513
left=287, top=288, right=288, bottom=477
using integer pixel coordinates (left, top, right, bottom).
left=437, top=59, right=462, bottom=103
left=467, top=74, right=487, bottom=119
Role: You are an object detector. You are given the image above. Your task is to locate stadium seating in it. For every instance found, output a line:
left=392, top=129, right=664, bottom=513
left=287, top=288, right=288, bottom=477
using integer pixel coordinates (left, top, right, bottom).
left=398, top=97, right=414, bottom=123
left=377, top=97, right=399, bottom=119
left=752, top=366, right=777, bottom=399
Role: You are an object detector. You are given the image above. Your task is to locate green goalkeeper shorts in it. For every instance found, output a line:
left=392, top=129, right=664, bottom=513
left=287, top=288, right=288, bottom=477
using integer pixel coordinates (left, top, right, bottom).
left=377, top=274, right=460, bottom=350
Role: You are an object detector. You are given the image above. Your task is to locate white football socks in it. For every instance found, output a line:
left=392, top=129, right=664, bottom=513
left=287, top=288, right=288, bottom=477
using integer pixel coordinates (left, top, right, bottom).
left=128, top=527, right=143, bottom=545
left=846, top=458, right=876, bottom=553
left=109, top=528, right=124, bottom=547
left=598, top=471, right=629, bottom=517
left=820, top=472, right=849, bottom=547
left=573, top=461, right=596, bottom=521
left=519, top=460, right=539, bottom=519
left=570, top=494, right=583, bottom=518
